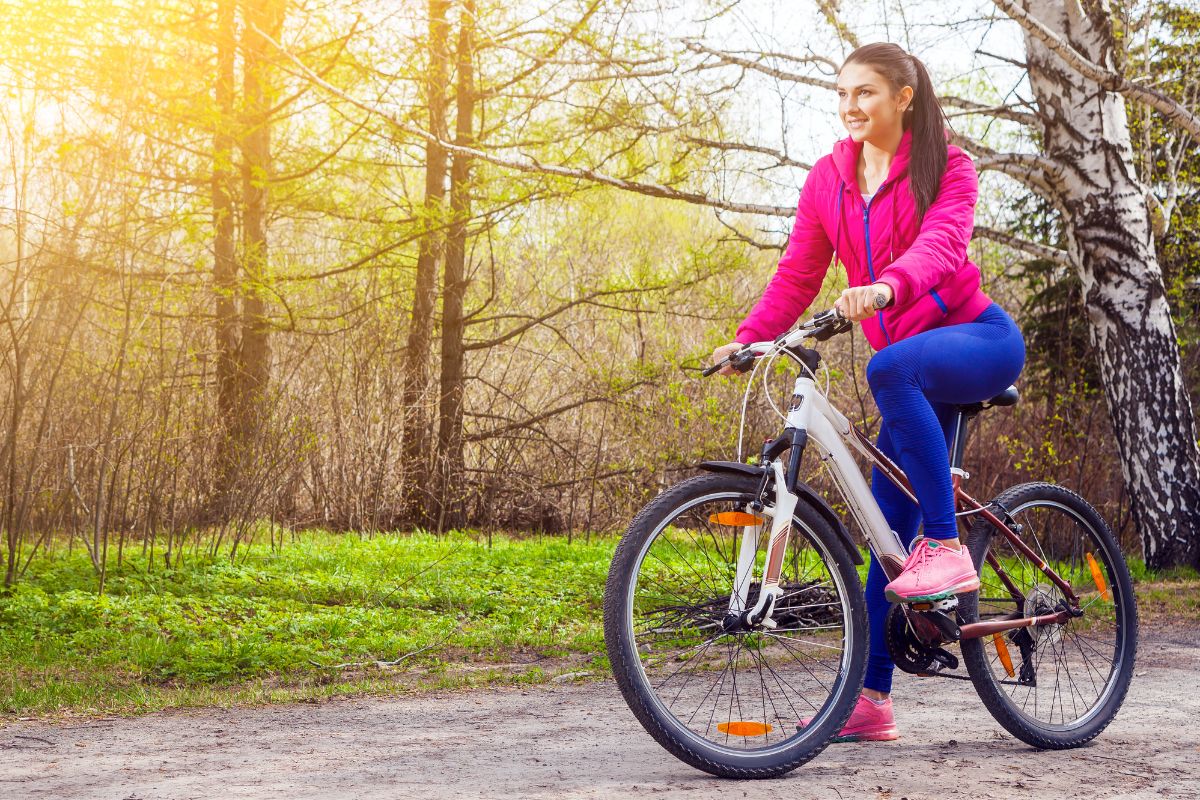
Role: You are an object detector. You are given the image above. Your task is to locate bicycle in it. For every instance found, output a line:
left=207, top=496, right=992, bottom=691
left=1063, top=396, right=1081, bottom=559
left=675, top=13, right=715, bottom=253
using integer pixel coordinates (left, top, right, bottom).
left=602, top=308, right=1138, bottom=778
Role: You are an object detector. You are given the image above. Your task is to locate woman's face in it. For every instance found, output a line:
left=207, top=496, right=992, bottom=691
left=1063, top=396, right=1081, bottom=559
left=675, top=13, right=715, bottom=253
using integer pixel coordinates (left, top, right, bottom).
left=836, top=62, right=912, bottom=145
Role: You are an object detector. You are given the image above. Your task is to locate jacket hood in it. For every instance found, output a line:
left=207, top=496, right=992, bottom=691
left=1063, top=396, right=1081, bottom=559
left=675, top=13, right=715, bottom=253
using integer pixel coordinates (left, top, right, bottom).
left=831, top=126, right=914, bottom=189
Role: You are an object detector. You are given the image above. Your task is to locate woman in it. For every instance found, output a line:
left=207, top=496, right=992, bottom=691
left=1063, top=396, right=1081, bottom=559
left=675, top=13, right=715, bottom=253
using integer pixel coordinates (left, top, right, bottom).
left=711, top=43, right=1025, bottom=741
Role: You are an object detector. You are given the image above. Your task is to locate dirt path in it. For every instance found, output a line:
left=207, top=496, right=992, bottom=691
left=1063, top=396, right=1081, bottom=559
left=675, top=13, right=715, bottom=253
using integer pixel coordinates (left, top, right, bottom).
left=2, top=629, right=1198, bottom=800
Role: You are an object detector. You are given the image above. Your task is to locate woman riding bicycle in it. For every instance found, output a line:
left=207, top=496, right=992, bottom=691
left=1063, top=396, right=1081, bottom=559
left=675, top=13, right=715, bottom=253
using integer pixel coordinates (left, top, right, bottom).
left=711, top=42, right=1026, bottom=741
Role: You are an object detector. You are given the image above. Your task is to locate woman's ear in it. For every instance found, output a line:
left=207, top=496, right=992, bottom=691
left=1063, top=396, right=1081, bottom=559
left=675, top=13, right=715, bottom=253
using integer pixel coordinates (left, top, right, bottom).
left=898, top=85, right=914, bottom=112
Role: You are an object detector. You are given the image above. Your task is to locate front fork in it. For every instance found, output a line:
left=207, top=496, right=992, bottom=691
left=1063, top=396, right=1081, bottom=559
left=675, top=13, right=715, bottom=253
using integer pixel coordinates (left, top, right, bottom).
left=725, top=459, right=796, bottom=630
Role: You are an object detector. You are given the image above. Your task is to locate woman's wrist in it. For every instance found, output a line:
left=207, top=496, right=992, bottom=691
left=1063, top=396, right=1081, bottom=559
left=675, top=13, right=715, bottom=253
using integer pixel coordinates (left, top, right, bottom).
left=870, top=282, right=894, bottom=308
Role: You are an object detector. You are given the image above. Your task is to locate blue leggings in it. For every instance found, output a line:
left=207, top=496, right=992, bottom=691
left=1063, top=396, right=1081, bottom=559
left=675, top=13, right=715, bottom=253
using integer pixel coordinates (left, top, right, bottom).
left=862, top=303, right=1025, bottom=693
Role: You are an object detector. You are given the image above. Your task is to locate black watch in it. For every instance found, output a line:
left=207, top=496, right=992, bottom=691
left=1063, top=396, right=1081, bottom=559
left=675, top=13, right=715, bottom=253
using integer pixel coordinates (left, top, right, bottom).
left=872, top=289, right=890, bottom=309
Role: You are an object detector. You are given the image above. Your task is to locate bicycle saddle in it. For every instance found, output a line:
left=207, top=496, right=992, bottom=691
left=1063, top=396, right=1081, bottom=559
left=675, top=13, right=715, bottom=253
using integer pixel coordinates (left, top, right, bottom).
left=986, top=385, right=1020, bottom=407
left=955, top=385, right=1019, bottom=414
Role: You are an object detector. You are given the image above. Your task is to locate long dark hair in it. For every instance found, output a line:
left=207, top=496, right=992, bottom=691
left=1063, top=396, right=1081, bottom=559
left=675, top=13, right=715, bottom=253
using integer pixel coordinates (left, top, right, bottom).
left=841, top=43, right=950, bottom=222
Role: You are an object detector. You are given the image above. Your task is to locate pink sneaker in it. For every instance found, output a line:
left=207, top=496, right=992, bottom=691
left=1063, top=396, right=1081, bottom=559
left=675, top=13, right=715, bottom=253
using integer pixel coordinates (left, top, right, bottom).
left=800, top=694, right=900, bottom=742
left=884, top=538, right=979, bottom=603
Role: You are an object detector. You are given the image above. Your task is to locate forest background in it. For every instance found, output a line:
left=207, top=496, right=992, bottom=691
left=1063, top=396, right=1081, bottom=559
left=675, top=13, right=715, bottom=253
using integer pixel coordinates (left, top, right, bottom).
left=1, top=0, right=1199, bottom=712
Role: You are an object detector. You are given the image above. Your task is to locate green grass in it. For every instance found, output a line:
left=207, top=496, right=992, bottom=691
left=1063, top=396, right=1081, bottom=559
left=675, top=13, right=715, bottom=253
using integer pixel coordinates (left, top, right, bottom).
left=0, top=530, right=615, bottom=716
left=1, top=530, right=1195, bottom=719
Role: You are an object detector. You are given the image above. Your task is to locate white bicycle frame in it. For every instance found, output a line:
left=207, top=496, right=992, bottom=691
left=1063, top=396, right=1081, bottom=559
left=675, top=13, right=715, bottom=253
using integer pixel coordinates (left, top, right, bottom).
left=728, top=325, right=913, bottom=628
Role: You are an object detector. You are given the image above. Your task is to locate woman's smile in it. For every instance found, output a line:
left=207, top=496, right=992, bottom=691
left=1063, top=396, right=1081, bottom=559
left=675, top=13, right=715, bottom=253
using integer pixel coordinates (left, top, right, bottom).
left=836, top=61, right=911, bottom=142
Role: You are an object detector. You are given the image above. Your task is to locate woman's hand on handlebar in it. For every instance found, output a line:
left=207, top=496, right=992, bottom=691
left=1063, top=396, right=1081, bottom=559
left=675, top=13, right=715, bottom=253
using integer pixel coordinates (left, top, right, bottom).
left=711, top=341, right=743, bottom=376
left=834, top=283, right=893, bottom=322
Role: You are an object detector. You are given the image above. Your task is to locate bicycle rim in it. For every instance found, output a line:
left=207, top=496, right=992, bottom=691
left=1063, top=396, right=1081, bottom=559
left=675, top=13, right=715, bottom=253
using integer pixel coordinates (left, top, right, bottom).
left=973, top=497, right=1132, bottom=731
left=623, top=489, right=855, bottom=757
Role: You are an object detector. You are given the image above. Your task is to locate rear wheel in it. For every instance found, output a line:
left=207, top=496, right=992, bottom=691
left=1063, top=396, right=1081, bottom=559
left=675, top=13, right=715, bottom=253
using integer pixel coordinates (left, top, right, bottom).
left=959, top=482, right=1137, bottom=748
left=603, top=472, right=866, bottom=778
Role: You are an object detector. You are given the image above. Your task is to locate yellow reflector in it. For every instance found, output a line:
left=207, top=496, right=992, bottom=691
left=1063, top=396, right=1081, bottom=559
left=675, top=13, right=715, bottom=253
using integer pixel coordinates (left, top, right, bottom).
left=1086, top=552, right=1110, bottom=601
left=717, top=721, right=774, bottom=737
left=992, top=633, right=1015, bottom=678
left=708, top=512, right=764, bottom=527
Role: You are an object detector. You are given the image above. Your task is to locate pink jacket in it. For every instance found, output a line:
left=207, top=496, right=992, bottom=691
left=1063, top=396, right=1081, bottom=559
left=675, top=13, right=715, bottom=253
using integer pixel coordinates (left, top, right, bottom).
left=735, top=126, right=993, bottom=351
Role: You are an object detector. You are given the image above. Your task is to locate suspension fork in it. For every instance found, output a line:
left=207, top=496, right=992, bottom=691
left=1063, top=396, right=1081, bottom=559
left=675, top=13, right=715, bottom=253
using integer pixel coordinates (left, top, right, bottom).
left=727, top=458, right=798, bottom=629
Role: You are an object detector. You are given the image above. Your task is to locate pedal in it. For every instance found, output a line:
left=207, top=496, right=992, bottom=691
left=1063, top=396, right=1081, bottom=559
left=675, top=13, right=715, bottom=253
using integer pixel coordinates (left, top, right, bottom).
left=930, top=647, right=959, bottom=671
left=909, top=595, right=959, bottom=614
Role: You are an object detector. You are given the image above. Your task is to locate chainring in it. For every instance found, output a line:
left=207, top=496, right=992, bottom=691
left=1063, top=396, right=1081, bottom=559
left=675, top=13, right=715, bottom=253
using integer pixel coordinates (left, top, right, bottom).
left=884, top=604, right=935, bottom=674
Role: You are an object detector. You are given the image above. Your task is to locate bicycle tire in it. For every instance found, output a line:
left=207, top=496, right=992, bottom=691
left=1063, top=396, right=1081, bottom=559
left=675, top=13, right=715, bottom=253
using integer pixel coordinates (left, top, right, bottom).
left=959, top=482, right=1138, bottom=749
left=603, top=472, right=867, bottom=778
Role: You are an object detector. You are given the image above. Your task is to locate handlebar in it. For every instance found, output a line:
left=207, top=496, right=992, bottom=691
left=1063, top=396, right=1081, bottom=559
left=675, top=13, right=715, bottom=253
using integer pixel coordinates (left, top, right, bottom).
left=703, top=307, right=852, bottom=377
left=701, top=348, right=756, bottom=377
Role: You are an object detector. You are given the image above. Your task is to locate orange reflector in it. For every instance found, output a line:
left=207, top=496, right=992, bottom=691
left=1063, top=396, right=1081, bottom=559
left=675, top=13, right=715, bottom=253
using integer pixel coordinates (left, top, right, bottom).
left=992, top=633, right=1015, bottom=678
left=717, top=721, right=774, bottom=737
left=1086, top=552, right=1110, bottom=601
left=708, top=512, right=764, bottom=527
left=911, top=602, right=933, bottom=612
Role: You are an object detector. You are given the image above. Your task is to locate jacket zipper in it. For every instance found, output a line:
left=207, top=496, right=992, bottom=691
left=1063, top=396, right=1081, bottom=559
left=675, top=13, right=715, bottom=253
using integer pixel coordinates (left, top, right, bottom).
left=862, top=196, right=892, bottom=346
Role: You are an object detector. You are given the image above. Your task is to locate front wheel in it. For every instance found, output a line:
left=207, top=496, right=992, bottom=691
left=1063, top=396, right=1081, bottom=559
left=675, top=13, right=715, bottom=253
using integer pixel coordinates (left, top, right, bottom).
left=603, top=472, right=866, bottom=778
left=959, top=482, right=1138, bottom=749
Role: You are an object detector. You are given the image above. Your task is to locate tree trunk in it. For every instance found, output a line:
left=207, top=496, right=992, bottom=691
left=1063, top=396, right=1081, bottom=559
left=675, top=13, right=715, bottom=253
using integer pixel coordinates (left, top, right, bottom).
left=400, top=0, right=453, bottom=525
left=436, top=0, right=475, bottom=531
left=1023, top=0, right=1200, bottom=568
left=213, top=0, right=239, bottom=456
left=236, top=0, right=282, bottom=449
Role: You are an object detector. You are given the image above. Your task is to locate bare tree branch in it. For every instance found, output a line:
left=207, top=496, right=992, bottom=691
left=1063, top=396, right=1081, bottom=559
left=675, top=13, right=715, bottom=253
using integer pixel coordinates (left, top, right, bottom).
left=818, top=0, right=860, bottom=50
left=465, top=386, right=649, bottom=443
left=941, top=97, right=1039, bottom=127
left=684, top=40, right=1038, bottom=126
left=949, top=131, right=1060, bottom=199
left=974, top=225, right=1069, bottom=266
left=465, top=288, right=638, bottom=351
left=742, top=49, right=840, bottom=74
left=714, top=213, right=784, bottom=251
left=993, top=0, right=1200, bottom=141
left=683, top=136, right=812, bottom=170
left=683, top=40, right=834, bottom=90
left=256, top=24, right=792, bottom=217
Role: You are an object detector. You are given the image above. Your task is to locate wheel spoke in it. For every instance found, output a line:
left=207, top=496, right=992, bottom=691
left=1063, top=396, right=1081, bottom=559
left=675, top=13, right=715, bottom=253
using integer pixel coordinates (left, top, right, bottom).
left=608, top=481, right=861, bottom=759
left=961, top=488, right=1135, bottom=743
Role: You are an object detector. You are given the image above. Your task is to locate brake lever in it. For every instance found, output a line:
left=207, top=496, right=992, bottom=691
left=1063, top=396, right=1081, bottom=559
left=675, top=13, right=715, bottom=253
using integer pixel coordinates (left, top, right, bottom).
left=701, top=347, right=757, bottom=377
left=810, top=315, right=853, bottom=342
left=800, top=307, right=853, bottom=342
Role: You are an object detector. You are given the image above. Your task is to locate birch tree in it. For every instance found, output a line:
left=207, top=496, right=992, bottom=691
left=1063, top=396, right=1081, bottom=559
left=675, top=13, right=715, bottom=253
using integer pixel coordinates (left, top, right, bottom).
left=993, top=0, right=1200, bottom=568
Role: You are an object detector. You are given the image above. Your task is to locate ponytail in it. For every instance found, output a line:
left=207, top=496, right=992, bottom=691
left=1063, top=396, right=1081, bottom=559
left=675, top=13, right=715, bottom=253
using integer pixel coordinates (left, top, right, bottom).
left=906, top=55, right=949, bottom=222
left=842, top=44, right=951, bottom=222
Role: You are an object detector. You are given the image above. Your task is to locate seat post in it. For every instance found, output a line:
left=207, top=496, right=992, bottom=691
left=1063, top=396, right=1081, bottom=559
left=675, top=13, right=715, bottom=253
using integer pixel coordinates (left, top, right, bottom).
left=949, top=410, right=972, bottom=475
left=948, top=386, right=1018, bottom=482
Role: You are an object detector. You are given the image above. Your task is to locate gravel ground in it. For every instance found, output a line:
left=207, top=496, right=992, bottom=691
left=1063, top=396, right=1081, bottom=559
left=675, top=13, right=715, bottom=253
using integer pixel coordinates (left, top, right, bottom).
left=2, top=628, right=1198, bottom=800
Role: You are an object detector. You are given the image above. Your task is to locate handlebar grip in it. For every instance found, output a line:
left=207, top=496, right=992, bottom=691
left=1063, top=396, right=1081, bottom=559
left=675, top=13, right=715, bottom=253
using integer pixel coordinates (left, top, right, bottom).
left=702, top=348, right=757, bottom=377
